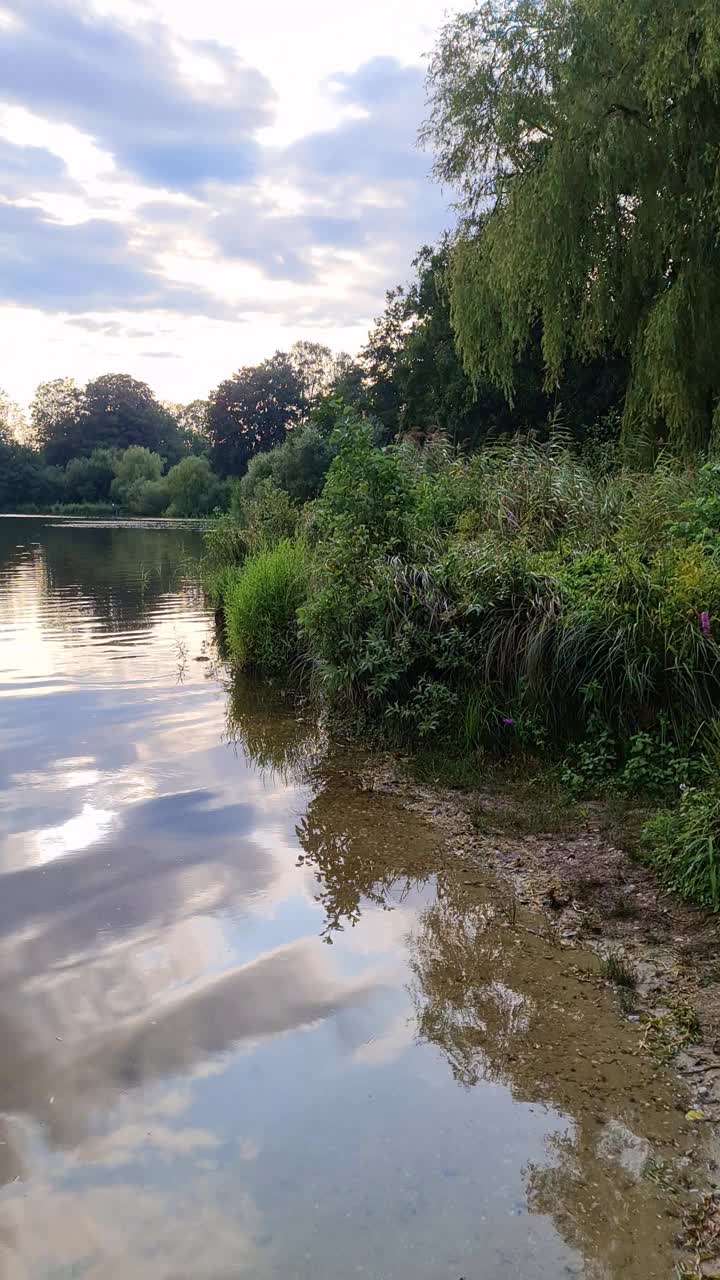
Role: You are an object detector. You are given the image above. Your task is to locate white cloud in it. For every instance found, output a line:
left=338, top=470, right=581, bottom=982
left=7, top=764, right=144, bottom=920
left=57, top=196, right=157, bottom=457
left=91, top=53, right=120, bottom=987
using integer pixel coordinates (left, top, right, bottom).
left=0, top=0, right=453, bottom=405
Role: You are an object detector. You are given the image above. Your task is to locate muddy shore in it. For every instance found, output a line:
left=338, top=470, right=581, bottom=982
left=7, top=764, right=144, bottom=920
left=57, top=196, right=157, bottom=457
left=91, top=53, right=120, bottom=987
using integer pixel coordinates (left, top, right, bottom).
left=355, top=753, right=720, bottom=1276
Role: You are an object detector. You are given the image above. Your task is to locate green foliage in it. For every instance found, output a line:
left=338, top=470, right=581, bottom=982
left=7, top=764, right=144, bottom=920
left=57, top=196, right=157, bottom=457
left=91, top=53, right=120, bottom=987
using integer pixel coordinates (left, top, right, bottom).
left=424, top=0, right=720, bottom=446
left=240, top=483, right=300, bottom=552
left=63, top=448, right=117, bottom=504
left=223, top=539, right=310, bottom=673
left=165, top=455, right=222, bottom=517
left=207, top=353, right=303, bottom=477
left=205, top=422, right=720, bottom=908
left=240, top=424, right=335, bottom=505
left=204, top=513, right=249, bottom=572
left=670, top=463, right=720, bottom=546
left=110, top=446, right=165, bottom=514
left=642, top=788, right=720, bottom=911
left=33, top=374, right=181, bottom=465
left=361, top=240, right=625, bottom=447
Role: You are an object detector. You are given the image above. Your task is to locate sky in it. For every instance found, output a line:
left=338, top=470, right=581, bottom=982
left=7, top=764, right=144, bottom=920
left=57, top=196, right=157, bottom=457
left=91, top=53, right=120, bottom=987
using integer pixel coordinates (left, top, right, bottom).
left=0, top=0, right=455, bottom=408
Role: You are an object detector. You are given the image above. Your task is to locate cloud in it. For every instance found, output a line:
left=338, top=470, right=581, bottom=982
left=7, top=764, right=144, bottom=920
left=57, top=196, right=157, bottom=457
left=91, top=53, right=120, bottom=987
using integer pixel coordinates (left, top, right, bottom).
left=289, top=57, right=431, bottom=184
left=0, top=138, right=77, bottom=199
left=211, top=57, right=448, bottom=291
left=0, top=4, right=452, bottom=400
left=0, top=202, right=234, bottom=315
left=1, top=0, right=275, bottom=189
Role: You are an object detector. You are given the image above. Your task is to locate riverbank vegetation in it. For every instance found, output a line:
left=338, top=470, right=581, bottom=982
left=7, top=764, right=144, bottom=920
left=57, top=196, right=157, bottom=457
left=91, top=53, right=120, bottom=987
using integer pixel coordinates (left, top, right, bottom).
left=202, top=0, right=720, bottom=912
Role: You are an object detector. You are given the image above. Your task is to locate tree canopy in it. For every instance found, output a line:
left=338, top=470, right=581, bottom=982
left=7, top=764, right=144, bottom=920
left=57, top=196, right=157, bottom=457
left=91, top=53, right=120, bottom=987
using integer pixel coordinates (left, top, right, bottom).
left=207, top=352, right=303, bottom=476
left=361, top=239, right=625, bottom=446
left=32, top=373, right=182, bottom=465
left=423, top=0, right=720, bottom=446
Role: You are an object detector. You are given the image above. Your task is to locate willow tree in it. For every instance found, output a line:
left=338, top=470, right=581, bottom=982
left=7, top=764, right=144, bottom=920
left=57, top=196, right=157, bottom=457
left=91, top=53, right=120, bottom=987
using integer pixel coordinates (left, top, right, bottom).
left=423, top=0, right=720, bottom=447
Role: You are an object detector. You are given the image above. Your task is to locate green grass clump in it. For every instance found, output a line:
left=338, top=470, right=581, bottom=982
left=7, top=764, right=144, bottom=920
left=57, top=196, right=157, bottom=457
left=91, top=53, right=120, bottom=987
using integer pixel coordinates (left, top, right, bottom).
left=224, top=538, right=310, bottom=674
left=641, top=786, right=720, bottom=911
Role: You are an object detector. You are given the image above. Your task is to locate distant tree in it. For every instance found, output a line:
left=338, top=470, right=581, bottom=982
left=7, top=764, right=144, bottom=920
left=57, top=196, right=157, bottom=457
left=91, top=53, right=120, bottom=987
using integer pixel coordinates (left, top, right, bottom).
left=207, top=353, right=303, bottom=476
left=32, top=374, right=181, bottom=465
left=288, top=341, right=352, bottom=422
left=0, top=389, right=45, bottom=509
left=165, top=399, right=211, bottom=457
left=31, top=377, right=85, bottom=465
left=0, top=389, right=27, bottom=443
left=166, top=456, right=222, bottom=516
left=84, top=374, right=181, bottom=462
left=240, top=424, right=336, bottom=506
left=0, top=438, right=46, bottom=510
left=63, top=448, right=117, bottom=504
left=423, top=0, right=720, bottom=446
left=110, top=446, right=165, bottom=514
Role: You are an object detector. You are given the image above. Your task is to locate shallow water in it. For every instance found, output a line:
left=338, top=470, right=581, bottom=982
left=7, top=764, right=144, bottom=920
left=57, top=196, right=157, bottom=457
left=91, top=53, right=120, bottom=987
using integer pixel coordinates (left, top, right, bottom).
left=0, top=516, right=693, bottom=1279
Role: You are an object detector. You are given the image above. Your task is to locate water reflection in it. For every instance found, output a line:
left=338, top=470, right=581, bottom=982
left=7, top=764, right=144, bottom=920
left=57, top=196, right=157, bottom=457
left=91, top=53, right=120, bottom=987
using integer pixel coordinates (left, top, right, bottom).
left=0, top=517, right=694, bottom=1280
left=408, top=879, right=688, bottom=1278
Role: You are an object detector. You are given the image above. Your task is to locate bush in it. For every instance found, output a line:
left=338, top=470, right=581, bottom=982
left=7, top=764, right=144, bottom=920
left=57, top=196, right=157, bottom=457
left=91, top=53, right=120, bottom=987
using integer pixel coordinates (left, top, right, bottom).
left=134, top=478, right=169, bottom=516
left=241, top=483, right=299, bottom=551
left=64, top=448, right=117, bottom=504
left=224, top=539, right=310, bottom=673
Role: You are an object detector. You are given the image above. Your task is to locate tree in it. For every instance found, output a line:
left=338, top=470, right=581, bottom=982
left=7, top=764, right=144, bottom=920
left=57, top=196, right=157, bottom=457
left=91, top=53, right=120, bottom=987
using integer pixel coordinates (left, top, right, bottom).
left=63, top=449, right=117, bottom=504
left=423, top=0, right=720, bottom=446
left=166, top=399, right=211, bottom=456
left=239, top=424, right=336, bottom=506
left=207, top=353, right=303, bottom=476
left=110, top=446, right=165, bottom=514
left=30, top=378, right=85, bottom=464
left=32, top=374, right=181, bottom=465
left=362, top=239, right=625, bottom=447
left=84, top=374, right=181, bottom=462
left=0, top=390, right=27, bottom=443
left=166, top=456, right=222, bottom=516
left=288, top=341, right=351, bottom=422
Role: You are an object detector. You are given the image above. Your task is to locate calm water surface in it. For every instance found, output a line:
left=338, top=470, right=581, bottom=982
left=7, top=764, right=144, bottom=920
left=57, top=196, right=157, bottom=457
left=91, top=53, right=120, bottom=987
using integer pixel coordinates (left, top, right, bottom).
left=0, top=517, right=694, bottom=1279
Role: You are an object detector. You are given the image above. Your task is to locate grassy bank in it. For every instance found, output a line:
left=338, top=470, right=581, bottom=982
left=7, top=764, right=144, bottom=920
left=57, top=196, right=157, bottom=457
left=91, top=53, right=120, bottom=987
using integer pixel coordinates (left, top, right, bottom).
left=203, top=427, right=720, bottom=910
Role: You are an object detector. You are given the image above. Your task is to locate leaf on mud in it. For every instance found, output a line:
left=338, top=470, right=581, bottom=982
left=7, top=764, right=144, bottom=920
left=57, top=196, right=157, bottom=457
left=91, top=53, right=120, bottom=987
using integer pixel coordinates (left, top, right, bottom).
left=685, top=1108, right=707, bottom=1121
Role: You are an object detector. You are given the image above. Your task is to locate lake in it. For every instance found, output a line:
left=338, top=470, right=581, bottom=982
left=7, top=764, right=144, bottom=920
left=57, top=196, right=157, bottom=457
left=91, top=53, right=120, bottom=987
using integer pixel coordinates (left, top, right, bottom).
left=0, top=516, right=694, bottom=1279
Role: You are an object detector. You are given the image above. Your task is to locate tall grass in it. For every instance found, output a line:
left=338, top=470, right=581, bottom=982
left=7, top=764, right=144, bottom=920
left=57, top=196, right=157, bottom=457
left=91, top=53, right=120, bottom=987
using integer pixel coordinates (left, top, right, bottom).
left=224, top=539, right=310, bottom=673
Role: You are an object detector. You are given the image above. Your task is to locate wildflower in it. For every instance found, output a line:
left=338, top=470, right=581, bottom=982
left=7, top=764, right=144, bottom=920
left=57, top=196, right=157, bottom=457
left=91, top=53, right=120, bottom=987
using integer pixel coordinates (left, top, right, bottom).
left=501, top=716, right=514, bottom=726
left=700, top=610, right=711, bottom=636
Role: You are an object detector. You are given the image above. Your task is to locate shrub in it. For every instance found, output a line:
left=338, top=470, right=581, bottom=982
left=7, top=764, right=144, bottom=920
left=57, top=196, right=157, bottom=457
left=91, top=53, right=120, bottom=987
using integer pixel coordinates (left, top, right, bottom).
left=64, top=448, right=117, bottom=504
left=135, top=478, right=169, bottom=516
left=224, top=539, right=310, bottom=673
left=204, top=513, right=248, bottom=572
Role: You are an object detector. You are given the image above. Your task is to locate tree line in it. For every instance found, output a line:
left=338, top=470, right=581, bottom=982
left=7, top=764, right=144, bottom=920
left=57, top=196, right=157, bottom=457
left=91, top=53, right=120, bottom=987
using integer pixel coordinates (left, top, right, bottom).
left=1, top=242, right=628, bottom=517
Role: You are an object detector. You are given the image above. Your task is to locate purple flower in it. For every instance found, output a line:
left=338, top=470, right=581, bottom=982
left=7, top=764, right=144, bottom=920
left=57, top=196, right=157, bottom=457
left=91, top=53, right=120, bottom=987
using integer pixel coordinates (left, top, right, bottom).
left=700, top=610, right=711, bottom=636
left=501, top=716, right=515, bottom=726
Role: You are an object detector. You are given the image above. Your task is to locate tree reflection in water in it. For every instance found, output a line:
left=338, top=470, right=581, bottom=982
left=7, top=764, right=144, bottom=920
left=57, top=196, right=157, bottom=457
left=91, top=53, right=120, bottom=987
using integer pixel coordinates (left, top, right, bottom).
left=228, top=683, right=693, bottom=1278
left=408, top=876, right=692, bottom=1280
